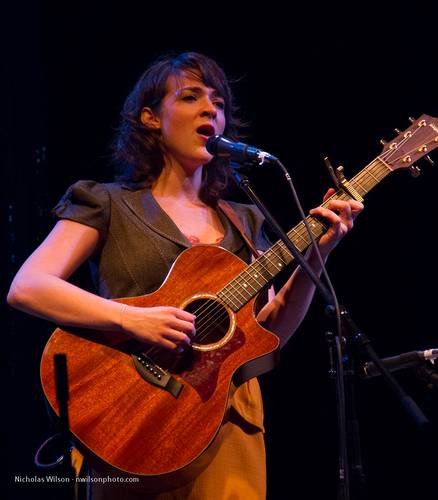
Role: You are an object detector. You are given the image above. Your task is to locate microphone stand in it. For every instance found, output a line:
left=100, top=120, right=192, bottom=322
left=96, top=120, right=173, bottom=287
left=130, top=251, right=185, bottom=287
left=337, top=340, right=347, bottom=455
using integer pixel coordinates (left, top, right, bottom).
left=228, top=164, right=429, bottom=500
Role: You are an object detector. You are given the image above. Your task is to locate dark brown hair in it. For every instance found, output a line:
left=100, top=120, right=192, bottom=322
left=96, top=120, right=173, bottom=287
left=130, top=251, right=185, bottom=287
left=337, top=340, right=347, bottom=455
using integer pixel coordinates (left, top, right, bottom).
left=113, top=52, right=244, bottom=205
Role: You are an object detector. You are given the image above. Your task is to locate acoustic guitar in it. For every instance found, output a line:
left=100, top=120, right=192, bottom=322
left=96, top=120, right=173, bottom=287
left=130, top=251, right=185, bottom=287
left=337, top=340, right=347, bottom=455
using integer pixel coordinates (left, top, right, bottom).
left=40, top=115, right=438, bottom=491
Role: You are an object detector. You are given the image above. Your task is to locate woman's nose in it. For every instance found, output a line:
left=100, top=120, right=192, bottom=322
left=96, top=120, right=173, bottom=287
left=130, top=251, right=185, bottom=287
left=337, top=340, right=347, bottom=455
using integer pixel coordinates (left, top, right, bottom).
left=201, top=99, right=217, bottom=119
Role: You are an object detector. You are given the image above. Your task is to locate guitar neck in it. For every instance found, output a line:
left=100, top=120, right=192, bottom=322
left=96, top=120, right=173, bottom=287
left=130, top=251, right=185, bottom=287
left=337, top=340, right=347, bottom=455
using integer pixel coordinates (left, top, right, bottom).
left=217, top=157, right=392, bottom=312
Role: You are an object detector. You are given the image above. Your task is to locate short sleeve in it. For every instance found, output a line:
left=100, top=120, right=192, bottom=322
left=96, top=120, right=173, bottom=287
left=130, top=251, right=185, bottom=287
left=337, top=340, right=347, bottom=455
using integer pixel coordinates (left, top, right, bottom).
left=52, top=180, right=110, bottom=239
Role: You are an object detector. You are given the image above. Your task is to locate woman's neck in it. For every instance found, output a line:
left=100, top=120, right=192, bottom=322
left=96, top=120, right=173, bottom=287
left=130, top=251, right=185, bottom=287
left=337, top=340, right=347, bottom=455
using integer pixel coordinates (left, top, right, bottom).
left=152, top=161, right=205, bottom=206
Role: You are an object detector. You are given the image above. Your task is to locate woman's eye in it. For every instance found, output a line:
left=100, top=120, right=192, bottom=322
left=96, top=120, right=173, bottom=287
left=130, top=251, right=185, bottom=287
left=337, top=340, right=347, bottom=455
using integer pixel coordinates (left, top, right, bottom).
left=181, top=94, right=224, bottom=109
left=182, top=95, right=197, bottom=101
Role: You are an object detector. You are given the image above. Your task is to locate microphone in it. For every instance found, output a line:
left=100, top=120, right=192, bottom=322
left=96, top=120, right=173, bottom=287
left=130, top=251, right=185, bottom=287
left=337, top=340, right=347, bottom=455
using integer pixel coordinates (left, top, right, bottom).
left=206, top=135, right=278, bottom=165
left=361, top=349, right=438, bottom=379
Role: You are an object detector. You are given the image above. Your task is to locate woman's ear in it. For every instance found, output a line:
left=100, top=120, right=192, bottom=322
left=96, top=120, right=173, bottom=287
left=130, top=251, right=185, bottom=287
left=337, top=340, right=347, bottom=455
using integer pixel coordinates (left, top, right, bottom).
left=140, top=107, right=161, bottom=129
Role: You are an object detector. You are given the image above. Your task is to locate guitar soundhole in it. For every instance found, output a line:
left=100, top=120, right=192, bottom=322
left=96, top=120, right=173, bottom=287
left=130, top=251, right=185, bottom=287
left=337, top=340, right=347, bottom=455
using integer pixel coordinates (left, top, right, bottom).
left=183, top=297, right=234, bottom=350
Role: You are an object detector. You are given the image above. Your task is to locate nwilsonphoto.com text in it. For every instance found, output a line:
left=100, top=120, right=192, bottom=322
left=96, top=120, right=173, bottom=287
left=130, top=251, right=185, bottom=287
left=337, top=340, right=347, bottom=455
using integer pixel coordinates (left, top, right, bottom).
left=15, top=475, right=140, bottom=484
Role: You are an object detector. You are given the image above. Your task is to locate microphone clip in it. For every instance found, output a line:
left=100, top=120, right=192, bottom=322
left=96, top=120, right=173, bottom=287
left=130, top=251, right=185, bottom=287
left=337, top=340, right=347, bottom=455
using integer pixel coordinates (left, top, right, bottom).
left=256, top=151, right=272, bottom=166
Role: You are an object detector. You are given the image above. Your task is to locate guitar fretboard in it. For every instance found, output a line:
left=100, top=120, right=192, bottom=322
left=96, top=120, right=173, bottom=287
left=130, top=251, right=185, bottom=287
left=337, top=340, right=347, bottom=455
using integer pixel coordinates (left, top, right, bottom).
left=217, top=157, right=391, bottom=312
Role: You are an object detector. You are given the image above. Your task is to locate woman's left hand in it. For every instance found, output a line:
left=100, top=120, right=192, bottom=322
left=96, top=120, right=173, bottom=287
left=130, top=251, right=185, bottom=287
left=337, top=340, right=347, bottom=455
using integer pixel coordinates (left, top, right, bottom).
left=309, top=188, right=364, bottom=256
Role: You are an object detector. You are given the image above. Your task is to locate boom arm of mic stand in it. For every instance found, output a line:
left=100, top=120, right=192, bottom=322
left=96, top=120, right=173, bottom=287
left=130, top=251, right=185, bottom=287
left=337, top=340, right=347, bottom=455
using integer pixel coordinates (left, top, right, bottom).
left=341, top=308, right=430, bottom=429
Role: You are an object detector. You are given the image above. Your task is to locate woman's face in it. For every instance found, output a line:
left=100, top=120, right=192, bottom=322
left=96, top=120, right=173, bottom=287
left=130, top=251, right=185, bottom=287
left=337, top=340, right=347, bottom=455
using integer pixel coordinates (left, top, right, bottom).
left=145, top=72, right=226, bottom=172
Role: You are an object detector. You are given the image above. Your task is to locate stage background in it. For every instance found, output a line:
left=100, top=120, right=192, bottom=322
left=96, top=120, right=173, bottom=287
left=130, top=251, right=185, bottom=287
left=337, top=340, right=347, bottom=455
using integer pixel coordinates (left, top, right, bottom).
left=3, top=2, right=438, bottom=499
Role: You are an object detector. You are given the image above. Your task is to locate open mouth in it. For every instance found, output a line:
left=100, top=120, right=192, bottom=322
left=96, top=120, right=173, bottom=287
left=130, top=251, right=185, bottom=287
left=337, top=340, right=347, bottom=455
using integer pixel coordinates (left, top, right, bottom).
left=196, top=124, right=215, bottom=137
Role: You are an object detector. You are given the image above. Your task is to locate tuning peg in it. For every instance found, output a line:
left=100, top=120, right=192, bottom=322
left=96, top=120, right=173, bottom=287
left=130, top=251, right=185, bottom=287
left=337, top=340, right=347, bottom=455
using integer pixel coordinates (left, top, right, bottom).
left=409, top=165, right=421, bottom=177
left=380, top=139, right=387, bottom=145
left=394, top=128, right=401, bottom=134
left=425, top=155, right=435, bottom=166
left=409, top=116, right=416, bottom=123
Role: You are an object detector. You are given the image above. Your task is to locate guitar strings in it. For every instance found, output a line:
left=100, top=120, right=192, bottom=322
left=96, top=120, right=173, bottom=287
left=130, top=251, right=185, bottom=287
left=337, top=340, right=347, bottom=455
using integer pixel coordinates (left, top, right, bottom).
left=194, top=242, right=296, bottom=335
left=188, top=236, right=296, bottom=337
left=192, top=253, right=288, bottom=341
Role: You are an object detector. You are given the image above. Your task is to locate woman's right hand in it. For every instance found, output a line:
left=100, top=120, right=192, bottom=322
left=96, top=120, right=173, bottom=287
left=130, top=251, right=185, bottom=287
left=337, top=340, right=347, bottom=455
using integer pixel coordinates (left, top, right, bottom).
left=120, top=305, right=196, bottom=352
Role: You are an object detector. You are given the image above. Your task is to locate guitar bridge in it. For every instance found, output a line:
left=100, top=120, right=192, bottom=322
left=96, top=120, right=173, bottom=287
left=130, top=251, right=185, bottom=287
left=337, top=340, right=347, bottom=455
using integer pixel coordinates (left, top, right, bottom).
left=131, top=353, right=183, bottom=398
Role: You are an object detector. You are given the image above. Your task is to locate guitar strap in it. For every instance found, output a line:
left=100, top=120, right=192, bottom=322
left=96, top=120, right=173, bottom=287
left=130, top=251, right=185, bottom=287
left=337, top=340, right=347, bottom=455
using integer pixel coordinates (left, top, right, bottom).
left=218, top=199, right=260, bottom=260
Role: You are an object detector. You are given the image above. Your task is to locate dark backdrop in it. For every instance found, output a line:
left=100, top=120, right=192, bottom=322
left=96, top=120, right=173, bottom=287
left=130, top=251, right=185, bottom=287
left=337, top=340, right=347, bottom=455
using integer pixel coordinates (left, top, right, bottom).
left=3, top=2, right=438, bottom=499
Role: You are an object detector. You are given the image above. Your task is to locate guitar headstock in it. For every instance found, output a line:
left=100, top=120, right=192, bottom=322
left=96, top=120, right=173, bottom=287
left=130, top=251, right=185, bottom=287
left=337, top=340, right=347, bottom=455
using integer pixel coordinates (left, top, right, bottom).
left=380, top=114, right=438, bottom=174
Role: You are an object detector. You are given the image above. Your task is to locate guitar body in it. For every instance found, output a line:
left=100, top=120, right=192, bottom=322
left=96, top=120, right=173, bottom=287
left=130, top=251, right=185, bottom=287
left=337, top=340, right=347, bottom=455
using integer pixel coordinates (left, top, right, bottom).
left=40, top=245, right=280, bottom=491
